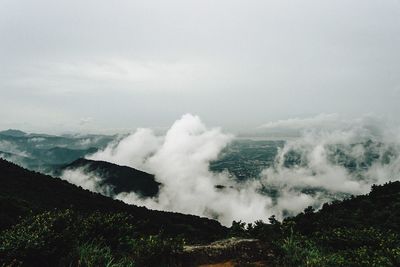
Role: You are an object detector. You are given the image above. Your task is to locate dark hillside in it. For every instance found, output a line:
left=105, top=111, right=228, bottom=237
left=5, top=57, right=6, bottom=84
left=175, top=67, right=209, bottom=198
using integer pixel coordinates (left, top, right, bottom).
left=288, top=181, right=400, bottom=235
left=236, top=181, right=400, bottom=266
left=0, top=159, right=226, bottom=242
left=60, top=158, right=160, bottom=197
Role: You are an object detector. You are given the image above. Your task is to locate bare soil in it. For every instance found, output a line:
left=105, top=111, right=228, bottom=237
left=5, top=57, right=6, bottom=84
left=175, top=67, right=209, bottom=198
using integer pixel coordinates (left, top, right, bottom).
left=179, top=238, right=273, bottom=267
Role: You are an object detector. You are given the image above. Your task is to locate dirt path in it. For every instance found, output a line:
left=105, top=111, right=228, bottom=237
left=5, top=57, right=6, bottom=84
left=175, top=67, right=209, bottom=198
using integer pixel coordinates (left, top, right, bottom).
left=199, top=261, right=269, bottom=267
left=180, top=237, right=273, bottom=266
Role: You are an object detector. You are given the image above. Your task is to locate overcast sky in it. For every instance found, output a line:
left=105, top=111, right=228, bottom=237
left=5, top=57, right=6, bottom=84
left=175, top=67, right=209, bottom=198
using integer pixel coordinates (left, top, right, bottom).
left=1, top=0, right=399, bottom=134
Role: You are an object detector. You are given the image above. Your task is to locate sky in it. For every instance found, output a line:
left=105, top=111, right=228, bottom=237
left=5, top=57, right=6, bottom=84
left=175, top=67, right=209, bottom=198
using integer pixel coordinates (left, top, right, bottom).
left=1, top=0, right=400, bottom=134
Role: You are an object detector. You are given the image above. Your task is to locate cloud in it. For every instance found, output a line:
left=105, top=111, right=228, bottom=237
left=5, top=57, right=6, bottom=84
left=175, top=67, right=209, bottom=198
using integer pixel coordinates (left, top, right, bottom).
left=0, top=141, right=30, bottom=158
left=256, top=114, right=387, bottom=138
left=10, top=58, right=216, bottom=95
left=86, top=114, right=275, bottom=225
left=61, top=167, right=114, bottom=196
left=58, top=59, right=203, bottom=89
left=2, top=1, right=400, bottom=133
left=259, top=115, right=400, bottom=217
left=88, top=128, right=161, bottom=170
left=259, top=113, right=342, bottom=130
left=61, top=114, right=400, bottom=225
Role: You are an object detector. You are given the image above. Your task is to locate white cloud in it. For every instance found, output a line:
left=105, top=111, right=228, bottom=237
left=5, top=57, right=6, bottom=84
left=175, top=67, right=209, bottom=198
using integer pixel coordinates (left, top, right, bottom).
left=61, top=167, right=114, bottom=196
left=259, top=115, right=400, bottom=217
left=88, top=128, right=161, bottom=170
left=259, top=113, right=342, bottom=130
left=87, top=114, right=275, bottom=225
left=61, top=114, right=400, bottom=225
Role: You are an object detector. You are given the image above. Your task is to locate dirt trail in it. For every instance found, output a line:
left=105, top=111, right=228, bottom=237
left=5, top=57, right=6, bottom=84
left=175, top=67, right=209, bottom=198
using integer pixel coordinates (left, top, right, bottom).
left=180, top=237, right=272, bottom=267
left=199, top=261, right=268, bottom=267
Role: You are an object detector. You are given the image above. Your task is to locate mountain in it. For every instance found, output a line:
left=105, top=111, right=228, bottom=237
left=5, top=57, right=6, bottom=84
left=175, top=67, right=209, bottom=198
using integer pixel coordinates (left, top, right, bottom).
left=0, top=159, right=226, bottom=241
left=0, top=129, right=26, bottom=137
left=60, top=158, right=161, bottom=197
left=0, top=131, right=114, bottom=173
left=32, top=147, right=99, bottom=165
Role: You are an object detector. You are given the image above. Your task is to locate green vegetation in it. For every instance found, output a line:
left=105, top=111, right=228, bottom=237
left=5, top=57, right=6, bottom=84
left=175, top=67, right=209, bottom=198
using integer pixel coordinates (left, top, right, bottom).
left=2, top=157, right=400, bottom=266
left=0, top=209, right=184, bottom=266
left=231, top=181, right=400, bottom=266
left=0, top=159, right=226, bottom=266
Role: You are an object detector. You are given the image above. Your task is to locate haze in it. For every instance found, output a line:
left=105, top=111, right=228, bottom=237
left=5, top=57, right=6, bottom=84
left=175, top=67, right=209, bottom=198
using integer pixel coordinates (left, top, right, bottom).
left=1, top=0, right=399, bottom=134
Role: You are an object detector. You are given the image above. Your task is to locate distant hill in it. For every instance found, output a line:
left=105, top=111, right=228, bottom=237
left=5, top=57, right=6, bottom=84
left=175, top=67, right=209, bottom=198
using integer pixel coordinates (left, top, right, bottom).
left=33, top=147, right=99, bottom=165
left=0, top=131, right=114, bottom=173
left=0, top=129, right=27, bottom=137
left=0, top=150, right=26, bottom=159
left=0, top=159, right=226, bottom=242
left=60, top=158, right=161, bottom=197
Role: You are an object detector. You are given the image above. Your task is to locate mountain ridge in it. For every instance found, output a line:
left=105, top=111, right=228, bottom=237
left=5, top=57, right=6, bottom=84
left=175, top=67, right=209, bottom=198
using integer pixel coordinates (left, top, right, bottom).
left=60, top=158, right=161, bottom=197
left=0, top=158, right=226, bottom=242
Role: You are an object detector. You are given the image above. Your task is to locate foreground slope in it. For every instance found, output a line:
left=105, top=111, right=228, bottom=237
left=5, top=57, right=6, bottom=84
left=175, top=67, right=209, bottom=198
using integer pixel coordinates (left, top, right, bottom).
left=0, top=159, right=226, bottom=241
left=231, top=181, right=400, bottom=266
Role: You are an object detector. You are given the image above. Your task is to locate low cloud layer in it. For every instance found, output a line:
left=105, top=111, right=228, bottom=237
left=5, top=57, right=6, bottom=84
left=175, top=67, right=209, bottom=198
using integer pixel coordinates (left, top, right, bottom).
left=255, top=113, right=389, bottom=138
left=61, top=114, right=400, bottom=225
left=61, top=167, right=114, bottom=196
left=86, top=114, right=273, bottom=225
left=259, top=115, right=400, bottom=218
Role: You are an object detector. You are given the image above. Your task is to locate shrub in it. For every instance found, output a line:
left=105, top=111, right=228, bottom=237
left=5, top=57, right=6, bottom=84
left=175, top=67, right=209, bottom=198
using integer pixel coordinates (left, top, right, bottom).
left=69, top=242, right=134, bottom=267
left=0, top=209, right=77, bottom=266
left=128, top=234, right=183, bottom=266
left=0, top=209, right=183, bottom=266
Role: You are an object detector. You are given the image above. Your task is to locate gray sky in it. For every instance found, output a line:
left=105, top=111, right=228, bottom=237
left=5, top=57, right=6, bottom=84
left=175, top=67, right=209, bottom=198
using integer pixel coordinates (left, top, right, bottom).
left=1, top=0, right=400, bottom=134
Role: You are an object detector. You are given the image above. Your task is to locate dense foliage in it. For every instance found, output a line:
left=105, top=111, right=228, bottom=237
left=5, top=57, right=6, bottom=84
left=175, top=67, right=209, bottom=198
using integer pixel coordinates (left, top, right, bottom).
left=0, top=159, right=226, bottom=240
left=0, top=209, right=183, bottom=266
left=231, top=181, right=400, bottom=266
left=2, top=157, right=400, bottom=266
left=0, top=159, right=227, bottom=266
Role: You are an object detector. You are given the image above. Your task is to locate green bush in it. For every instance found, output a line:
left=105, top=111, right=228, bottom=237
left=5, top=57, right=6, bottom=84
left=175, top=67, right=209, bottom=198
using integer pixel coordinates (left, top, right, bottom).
left=69, top=242, right=134, bottom=267
left=0, top=209, right=77, bottom=265
left=0, top=209, right=184, bottom=267
left=77, top=212, right=137, bottom=251
left=272, top=227, right=400, bottom=267
left=128, top=235, right=183, bottom=266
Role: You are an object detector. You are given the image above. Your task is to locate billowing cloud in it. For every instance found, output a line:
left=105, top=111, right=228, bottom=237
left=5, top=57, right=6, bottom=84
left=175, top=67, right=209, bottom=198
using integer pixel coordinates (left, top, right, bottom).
left=88, top=128, right=161, bottom=170
left=86, top=114, right=275, bottom=225
left=61, top=114, right=400, bottom=225
left=259, top=115, right=400, bottom=218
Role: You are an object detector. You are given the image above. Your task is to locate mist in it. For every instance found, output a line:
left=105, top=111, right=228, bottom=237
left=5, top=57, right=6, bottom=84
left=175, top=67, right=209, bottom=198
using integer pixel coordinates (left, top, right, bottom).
left=86, top=114, right=274, bottom=225
left=59, top=113, right=400, bottom=226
